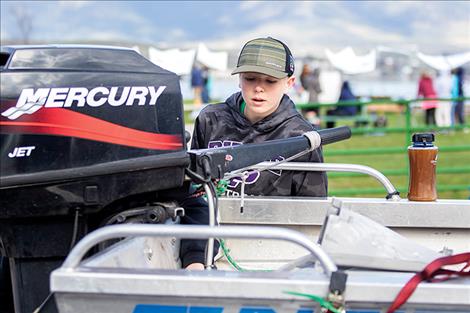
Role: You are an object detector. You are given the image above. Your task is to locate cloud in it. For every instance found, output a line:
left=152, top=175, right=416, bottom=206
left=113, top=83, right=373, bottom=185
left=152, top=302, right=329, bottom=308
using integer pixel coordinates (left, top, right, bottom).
left=239, top=1, right=263, bottom=11
left=168, top=28, right=186, bottom=40
left=216, top=15, right=233, bottom=27
left=1, top=24, right=10, bottom=41
left=81, top=30, right=130, bottom=42
left=379, top=1, right=423, bottom=16
left=410, top=18, right=470, bottom=53
left=58, top=1, right=91, bottom=9
left=239, top=2, right=292, bottom=20
left=330, top=18, right=404, bottom=44
left=291, top=1, right=317, bottom=19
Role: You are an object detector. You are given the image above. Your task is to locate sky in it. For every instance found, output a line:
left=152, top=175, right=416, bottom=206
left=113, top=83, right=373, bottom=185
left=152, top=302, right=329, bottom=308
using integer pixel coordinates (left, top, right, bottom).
left=1, top=1, right=469, bottom=57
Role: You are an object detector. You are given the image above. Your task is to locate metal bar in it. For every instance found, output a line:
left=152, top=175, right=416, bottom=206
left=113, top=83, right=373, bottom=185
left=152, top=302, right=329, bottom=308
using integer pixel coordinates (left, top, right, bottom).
left=324, top=146, right=406, bottom=156
left=295, top=97, right=470, bottom=109
left=330, top=184, right=469, bottom=196
left=253, top=162, right=400, bottom=200
left=350, top=125, right=470, bottom=135
left=219, top=197, right=470, bottom=228
left=60, top=224, right=338, bottom=276
left=404, top=101, right=412, bottom=157
left=203, top=183, right=215, bottom=269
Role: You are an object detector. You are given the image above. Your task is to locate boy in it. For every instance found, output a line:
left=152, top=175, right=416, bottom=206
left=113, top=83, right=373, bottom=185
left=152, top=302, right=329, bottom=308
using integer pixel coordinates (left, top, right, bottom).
left=191, top=37, right=327, bottom=197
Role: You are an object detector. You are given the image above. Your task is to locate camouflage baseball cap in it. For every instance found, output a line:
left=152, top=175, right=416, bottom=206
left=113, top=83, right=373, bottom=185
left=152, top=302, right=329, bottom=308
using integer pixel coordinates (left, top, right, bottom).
left=231, top=37, right=295, bottom=79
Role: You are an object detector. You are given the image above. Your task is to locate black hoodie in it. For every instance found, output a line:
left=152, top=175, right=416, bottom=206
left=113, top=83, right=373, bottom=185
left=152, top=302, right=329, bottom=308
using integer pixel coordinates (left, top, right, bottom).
left=191, top=92, right=327, bottom=197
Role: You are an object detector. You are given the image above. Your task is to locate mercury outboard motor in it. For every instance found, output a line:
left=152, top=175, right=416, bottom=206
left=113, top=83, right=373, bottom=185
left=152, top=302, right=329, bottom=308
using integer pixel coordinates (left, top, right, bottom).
left=0, top=45, right=188, bottom=312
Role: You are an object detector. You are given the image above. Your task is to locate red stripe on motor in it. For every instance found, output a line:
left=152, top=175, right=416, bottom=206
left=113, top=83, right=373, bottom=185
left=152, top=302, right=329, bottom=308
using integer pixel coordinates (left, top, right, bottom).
left=1, top=108, right=183, bottom=151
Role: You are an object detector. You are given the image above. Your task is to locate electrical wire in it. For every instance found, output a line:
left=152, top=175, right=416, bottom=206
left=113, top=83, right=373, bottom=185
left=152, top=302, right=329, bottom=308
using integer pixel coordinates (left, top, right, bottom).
left=208, top=180, right=219, bottom=210
left=283, top=291, right=342, bottom=313
left=69, top=207, right=80, bottom=250
left=219, top=238, right=272, bottom=272
left=186, top=167, right=210, bottom=184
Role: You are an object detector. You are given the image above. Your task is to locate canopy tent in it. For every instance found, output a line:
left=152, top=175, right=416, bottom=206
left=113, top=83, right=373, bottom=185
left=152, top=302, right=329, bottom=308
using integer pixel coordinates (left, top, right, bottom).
left=148, top=47, right=196, bottom=76
left=195, top=43, right=228, bottom=71
left=147, top=43, right=228, bottom=76
left=325, top=47, right=377, bottom=75
left=318, top=70, right=343, bottom=103
left=416, top=51, right=470, bottom=71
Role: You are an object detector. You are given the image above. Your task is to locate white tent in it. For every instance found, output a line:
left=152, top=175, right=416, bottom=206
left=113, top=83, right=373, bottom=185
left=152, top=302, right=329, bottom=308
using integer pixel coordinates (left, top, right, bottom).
left=325, top=47, right=377, bottom=75
left=318, top=70, right=343, bottom=103
left=148, top=47, right=196, bottom=76
left=416, top=51, right=470, bottom=71
left=196, top=43, right=228, bottom=71
left=147, top=43, right=228, bottom=75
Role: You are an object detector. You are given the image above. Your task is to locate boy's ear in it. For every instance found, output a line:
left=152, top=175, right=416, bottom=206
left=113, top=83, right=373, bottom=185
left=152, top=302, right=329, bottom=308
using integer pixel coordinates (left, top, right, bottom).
left=287, top=76, right=296, bottom=88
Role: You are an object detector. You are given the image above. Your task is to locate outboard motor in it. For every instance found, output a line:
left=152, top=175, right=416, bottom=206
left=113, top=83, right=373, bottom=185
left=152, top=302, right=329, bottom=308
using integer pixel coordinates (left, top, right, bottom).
left=0, top=45, right=188, bottom=312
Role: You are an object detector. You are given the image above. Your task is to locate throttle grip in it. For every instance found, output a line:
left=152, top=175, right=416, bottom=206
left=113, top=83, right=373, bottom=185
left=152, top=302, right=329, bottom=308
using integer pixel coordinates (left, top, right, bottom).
left=318, top=126, right=352, bottom=146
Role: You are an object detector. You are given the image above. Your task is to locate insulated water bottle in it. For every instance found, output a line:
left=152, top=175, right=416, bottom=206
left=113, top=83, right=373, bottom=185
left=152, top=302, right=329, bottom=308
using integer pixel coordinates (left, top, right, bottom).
left=407, top=133, right=438, bottom=201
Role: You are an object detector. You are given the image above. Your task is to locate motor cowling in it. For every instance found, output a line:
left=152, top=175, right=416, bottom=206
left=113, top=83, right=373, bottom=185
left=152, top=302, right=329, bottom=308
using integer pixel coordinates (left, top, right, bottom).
left=0, top=45, right=188, bottom=312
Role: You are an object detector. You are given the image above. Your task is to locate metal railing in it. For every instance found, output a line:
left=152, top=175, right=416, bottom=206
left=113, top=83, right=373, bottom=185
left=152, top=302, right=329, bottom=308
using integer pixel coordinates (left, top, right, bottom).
left=253, top=162, right=400, bottom=200
left=60, top=224, right=338, bottom=276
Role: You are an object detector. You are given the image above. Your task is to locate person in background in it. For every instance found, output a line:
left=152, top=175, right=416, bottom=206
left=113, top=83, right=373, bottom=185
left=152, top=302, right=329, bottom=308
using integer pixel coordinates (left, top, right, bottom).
left=201, top=65, right=211, bottom=104
left=417, top=71, right=438, bottom=126
left=434, top=70, right=453, bottom=127
left=325, top=80, right=358, bottom=128
left=300, top=63, right=322, bottom=126
left=191, top=37, right=327, bottom=198
left=191, top=63, right=204, bottom=106
left=451, top=67, right=465, bottom=126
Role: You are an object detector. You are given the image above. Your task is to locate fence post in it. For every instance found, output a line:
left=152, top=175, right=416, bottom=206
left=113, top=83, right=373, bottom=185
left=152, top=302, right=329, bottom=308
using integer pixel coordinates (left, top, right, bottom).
left=404, top=99, right=412, bottom=148
left=402, top=99, right=412, bottom=180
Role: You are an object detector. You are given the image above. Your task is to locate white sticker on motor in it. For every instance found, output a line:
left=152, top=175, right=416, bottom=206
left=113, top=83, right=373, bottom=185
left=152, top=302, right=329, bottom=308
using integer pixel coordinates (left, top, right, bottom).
left=8, top=146, right=36, bottom=158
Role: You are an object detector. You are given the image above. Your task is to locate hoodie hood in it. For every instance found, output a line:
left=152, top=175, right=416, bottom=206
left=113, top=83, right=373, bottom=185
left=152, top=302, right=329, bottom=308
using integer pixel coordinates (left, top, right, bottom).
left=225, top=91, right=301, bottom=133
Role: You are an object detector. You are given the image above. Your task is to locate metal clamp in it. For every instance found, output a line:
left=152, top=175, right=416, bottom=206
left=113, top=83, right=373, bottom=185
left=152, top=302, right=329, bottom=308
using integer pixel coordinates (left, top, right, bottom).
left=303, top=131, right=322, bottom=151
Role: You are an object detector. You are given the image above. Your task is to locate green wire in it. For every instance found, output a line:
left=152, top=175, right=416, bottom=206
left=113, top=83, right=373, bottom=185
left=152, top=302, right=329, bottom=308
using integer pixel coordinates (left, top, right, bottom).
left=284, top=291, right=342, bottom=313
left=216, top=179, right=228, bottom=196
left=220, top=240, right=342, bottom=311
left=219, top=238, right=245, bottom=271
left=219, top=238, right=273, bottom=272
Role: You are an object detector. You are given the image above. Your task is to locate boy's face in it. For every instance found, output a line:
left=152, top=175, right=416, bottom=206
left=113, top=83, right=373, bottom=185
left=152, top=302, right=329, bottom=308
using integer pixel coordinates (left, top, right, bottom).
left=239, top=72, right=295, bottom=123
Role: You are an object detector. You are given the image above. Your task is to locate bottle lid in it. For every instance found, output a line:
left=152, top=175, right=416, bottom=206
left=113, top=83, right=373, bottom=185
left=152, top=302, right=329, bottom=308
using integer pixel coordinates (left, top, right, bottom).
left=412, top=133, right=435, bottom=147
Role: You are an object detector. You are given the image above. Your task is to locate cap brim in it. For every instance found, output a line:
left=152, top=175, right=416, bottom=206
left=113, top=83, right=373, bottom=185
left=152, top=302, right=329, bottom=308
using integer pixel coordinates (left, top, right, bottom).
left=231, top=65, right=288, bottom=79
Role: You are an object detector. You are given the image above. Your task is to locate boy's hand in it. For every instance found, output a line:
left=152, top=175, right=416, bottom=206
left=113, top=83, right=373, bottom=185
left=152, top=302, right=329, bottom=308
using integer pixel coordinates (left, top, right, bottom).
left=185, top=262, right=205, bottom=270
